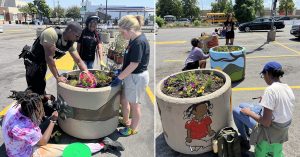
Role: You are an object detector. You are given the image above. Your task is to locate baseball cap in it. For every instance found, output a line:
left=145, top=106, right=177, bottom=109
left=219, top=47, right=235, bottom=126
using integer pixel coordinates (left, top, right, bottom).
left=260, top=61, right=282, bottom=74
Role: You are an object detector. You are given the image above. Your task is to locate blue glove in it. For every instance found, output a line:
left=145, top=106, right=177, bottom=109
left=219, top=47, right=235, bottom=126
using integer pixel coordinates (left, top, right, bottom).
left=110, top=77, right=122, bottom=87
left=114, top=69, right=122, bottom=76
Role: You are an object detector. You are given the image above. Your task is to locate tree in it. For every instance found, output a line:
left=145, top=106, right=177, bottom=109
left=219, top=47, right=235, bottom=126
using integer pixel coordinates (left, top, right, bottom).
left=279, top=0, right=295, bottom=16
left=66, top=6, right=81, bottom=20
left=51, top=7, right=65, bottom=18
left=211, top=1, right=233, bottom=14
left=234, top=0, right=255, bottom=23
left=181, top=0, right=200, bottom=20
left=156, top=0, right=183, bottom=18
left=19, top=3, right=38, bottom=20
left=33, top=0, right=51, bottom=19
left=254, top=0, right=264, bottom=17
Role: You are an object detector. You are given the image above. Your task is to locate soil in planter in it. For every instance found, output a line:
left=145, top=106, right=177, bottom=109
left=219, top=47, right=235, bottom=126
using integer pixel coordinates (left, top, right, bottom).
left=162, top=71, right=225, bottom=98
left=66, top=71, right=116, bottom=88
left=213, top=46, right=243, bottom=52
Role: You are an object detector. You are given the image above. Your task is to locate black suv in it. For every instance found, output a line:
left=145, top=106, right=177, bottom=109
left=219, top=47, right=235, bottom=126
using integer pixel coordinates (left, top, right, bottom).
left=290, top=24, right=300, bottom=38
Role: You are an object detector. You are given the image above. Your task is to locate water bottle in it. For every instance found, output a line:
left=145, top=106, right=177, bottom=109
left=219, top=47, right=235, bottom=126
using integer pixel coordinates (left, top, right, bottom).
left=213, top=139, right=218, bottom=153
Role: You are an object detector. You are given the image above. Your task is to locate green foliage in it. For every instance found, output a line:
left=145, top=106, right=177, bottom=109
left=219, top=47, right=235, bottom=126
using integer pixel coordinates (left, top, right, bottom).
left=211, top=1, right=233, bottom=14
left=156, top=0, right=183, bottom=18
left=65, top=6, right=81, bottom=20
left=193, top=20, right=201, bottom=26
left=181, top=0, right=200, bottom=20
left=213, top=46, right=243, bottom=52
left=234, top=0, right=256, bottom=23
left=155, top=16, right=165, bottom=27
left=34, top=0, right=51, bottom=18
left=19, top=3, right=37, bottom=19
left=279, top=0, right=295, bottom=16
left=51, top=7, right=65, bottom=18
left=254, top=0, right=264, bottom=17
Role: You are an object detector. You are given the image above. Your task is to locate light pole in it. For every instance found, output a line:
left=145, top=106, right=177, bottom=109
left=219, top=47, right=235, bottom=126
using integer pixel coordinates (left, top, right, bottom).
left=267, top=0, right=278, bottom=42
left=3, top=10, right=5, bottom=24
left=105, top=0, right=107, bottom=25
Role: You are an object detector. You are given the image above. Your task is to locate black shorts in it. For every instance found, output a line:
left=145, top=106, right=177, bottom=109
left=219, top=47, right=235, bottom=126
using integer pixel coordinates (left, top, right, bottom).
left=226, top=31, right=235, bottom=39
left=182, top=61, right=199, bottom=71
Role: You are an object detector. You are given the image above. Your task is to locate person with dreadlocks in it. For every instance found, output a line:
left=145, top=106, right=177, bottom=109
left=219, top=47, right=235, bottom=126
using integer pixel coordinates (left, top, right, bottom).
left=184, top=101, right=215, bottom=152
left=2, top=90, right=124, bottom=157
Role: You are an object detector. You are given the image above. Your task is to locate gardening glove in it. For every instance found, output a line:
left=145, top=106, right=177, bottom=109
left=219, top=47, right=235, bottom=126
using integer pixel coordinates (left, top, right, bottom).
left=100, top=60, right=107, bottom=67
left=113, top=69, right=122, bottom=76
left=111, top=77, right=122, bottom=87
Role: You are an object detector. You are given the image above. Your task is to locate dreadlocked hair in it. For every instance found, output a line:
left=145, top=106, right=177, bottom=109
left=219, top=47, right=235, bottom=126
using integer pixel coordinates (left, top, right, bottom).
left=9, top=90, right=45, bottom=125
left=183, top=101, right=213, bottom=119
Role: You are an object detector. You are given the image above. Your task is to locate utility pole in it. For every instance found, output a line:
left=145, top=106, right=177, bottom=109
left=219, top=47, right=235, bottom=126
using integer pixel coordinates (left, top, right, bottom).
left=267, top=0, right=278, bottom=42
left=105, top=0, right=107, bottom=25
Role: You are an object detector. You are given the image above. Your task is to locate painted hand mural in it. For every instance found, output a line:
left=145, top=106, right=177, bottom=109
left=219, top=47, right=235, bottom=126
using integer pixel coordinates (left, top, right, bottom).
left=183, top=101, right=215, bottom=152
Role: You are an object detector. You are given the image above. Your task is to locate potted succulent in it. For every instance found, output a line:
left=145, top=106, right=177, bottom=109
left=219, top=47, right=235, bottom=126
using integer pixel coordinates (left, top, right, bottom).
left=209, top=46, right=246, bottom=82
left=112, top=33, right=127, bottom=64
left=57, top=69, right=121, bottom=139
left=156, top=69, right=232, bottom=154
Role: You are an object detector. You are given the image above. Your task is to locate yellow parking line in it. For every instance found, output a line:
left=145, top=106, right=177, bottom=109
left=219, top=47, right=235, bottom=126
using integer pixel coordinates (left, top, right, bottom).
left=273, top=41, right=300, bottom=55
left=146, top=86, right=155, bottom=105
left=233, top=86, right=300, bottom=92
left=155, top=41, right=187, bottom=45
left=5, top=30, right=21, bottom=33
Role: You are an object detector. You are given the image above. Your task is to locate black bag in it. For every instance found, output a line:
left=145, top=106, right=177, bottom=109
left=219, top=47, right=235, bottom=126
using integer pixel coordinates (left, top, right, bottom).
left=215, top=127, right=241, bottom=157
left=19, top=45, right=31, bottom=59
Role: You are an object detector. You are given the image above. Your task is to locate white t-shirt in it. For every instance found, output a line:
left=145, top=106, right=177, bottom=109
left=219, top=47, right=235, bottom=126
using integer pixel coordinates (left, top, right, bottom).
left=260, top=82, right=295, bottom=123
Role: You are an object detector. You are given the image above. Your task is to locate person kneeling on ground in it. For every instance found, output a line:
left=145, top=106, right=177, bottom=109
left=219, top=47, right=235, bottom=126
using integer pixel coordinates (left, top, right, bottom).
left=2, top=90, right=124, bottom=157
left=182, top=38, right=209, bottom=71
left=232, top=61, right=295, bottom=153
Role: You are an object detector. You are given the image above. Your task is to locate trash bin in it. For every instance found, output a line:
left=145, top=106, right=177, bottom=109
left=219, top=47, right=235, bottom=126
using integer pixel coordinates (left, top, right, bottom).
left=209, top=46, right=246, bottom=82
left=57, top=69, right=121, bottom=139
left=156, top=69, right=232, bottom=154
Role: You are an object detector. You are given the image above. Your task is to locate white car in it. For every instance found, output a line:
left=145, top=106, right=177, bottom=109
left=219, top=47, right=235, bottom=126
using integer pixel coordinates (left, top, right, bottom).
left=0, top=25, right=3, bottom=33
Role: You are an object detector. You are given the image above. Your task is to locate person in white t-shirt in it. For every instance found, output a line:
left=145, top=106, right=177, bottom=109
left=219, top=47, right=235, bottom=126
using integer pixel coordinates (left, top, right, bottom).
left=232, top=61, right=295, bottom=151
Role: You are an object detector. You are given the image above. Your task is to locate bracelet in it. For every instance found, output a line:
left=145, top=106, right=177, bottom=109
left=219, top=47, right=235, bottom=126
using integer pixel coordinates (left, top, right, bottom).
left=50, top=120, right=57, bottom=125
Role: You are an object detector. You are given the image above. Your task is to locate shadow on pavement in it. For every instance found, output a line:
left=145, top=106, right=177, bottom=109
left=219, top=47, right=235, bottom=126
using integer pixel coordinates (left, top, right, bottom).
left=246, top=41, right=268, bottom=55
left=289, top=38, right=300, bottom=42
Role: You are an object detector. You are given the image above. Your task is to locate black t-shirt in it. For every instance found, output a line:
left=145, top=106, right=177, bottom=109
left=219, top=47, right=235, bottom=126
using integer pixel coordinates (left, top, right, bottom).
left=77, top=29, right=101, bottom=61
left=122, top=33, right=150, bottom=74
left=224, top=21, right=235, bottom=32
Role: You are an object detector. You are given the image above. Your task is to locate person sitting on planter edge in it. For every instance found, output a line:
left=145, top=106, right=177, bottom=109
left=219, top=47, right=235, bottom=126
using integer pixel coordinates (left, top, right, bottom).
left=2, top=90, right=124, bottom=157
left=232, top=61, right=295, bottom=155
left=110, top=15, right=150, bottom=136
left=77, top=15, right=105, bottom=69
left=182, top=38, right=209, bottom=71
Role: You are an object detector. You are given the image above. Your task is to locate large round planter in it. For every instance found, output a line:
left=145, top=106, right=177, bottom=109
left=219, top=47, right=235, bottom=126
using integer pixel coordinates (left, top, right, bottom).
left=209, top=46, right=246, bottom=82
left=57, top=70, right=121, bottom=139
left=100, top=32, right=110, bottom=44
left=156, top=69, right=232, bottom=154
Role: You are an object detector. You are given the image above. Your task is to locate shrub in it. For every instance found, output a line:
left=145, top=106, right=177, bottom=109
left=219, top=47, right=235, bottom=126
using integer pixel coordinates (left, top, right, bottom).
left=155, top=16, right=165, bottom=27
left=193, top=20, right=201, bottom=26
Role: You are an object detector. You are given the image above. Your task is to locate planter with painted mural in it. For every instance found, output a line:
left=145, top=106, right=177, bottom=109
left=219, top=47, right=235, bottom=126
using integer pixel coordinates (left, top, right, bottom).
left=209, top=46, right=246, bottom=82
left=57, top=69, right=121, bottom=139
left=156, top=69, right=232, bottom=154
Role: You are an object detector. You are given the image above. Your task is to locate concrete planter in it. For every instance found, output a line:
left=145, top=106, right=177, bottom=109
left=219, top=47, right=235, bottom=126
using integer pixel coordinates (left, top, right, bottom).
left=57, top=70, right=121, bottom=139
left=100, top=32, right=110, bottom=44
left=156, top=69, right=232, bottom=154
left=209, top=46, right=246, bottom=82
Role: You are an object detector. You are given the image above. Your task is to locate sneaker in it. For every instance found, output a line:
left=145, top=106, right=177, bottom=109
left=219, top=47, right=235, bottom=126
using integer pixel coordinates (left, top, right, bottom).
left=119, top=127, right=137, bottom=136
left=240, top=138, right=251, bottom=151
left=102, top=137, right=125, bottom=151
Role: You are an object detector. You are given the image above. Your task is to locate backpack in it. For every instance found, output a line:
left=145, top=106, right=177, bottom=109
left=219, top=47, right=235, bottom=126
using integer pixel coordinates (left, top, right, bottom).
left=214, top=127, right=241, bottom=157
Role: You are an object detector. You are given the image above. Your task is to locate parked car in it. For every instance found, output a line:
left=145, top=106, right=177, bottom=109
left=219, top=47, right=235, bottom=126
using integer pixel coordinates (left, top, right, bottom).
left=290, top=24, right=300, bottom=38
left=238, top=18, right=285, bottom=32
left=276, top=16, right=291, bottom=21
left=177, top=18, right=191, bottom=23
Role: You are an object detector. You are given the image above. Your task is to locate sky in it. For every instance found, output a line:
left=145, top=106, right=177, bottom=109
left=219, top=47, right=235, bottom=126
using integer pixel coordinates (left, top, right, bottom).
left=24, top=0, right=299, bottom=9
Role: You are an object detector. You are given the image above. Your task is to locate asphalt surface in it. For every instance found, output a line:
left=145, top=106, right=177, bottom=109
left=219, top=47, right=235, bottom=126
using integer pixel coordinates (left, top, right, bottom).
left=0, top=24, right=154, bottom=157
left=155, top=23, right=300, bottom=157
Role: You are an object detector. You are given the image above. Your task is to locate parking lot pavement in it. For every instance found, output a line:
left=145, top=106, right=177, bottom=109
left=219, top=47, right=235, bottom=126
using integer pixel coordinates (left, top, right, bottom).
left=155, top=25, right=300, bottom=157
left=0, top=25, right=154, bottom=157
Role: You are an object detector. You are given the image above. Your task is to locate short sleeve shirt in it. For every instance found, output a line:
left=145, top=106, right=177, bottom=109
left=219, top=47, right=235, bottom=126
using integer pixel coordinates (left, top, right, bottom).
left=77, top=29, right=101, bottom=61
left=2, top=105, right=42, bottom=157
left=122, top=33, right=150, bottom=74
left=185, top=47, right=209, bottom=65
left=185, top=117, right=212, bottom=139
left=39, top=27, right=76, bottom=53
left=260, top=82, right=295, bottom=123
